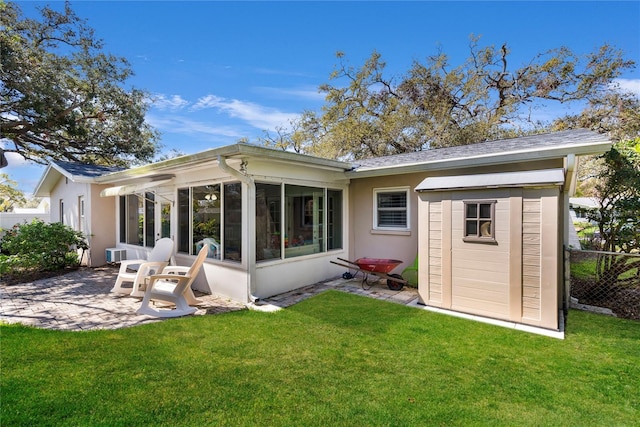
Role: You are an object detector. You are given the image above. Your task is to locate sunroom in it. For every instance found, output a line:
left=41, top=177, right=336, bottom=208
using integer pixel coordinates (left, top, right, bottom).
left=98, top=144, right=350, bottom=303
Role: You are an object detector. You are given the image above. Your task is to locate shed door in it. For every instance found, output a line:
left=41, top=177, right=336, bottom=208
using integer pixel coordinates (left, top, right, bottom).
left=450, top=195, right=511, bottom=319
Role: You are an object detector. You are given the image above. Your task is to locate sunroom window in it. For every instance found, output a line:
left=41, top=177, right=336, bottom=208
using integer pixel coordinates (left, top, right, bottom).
left=119, top=193, right=155, bottom=247
left=177, top=183, right=242, bottom=262
left=256, top=183, right=282, bottom=261
left=285, top=185, right=324, bottom=258
left=255, top=184, right=343, bottom=261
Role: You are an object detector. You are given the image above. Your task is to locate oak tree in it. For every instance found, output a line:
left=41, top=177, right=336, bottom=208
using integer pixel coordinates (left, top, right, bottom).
left=0, top=173, right=26, bottom=212
left=0, top=1, right=159, bottom=168
left=263, top=37, right=635, bottom=160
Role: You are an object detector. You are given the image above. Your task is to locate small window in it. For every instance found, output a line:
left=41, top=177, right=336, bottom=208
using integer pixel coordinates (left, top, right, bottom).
left=374, top=188, right=409, bottom=230
left=78, top=196, right=85, bottom=233
left=59, top=199, right=64, bottom=225
left=463, top=201, right=496, bottom=243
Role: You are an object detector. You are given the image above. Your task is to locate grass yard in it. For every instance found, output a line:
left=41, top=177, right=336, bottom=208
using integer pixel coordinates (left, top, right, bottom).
left=2, top=290, right=639, bottom=426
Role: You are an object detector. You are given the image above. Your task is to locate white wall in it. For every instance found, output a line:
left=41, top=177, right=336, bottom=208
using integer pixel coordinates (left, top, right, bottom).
left=0, top=212, right=50, bottom=233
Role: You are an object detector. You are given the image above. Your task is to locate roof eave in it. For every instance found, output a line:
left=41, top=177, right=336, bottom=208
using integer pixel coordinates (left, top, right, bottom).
left=94, top=143, right=353, bottom=184
left=346, top=140, right=613, bottom=179
left=34, top=162, right=104, bottom=196
left=33, top=164, right=57, bottom=197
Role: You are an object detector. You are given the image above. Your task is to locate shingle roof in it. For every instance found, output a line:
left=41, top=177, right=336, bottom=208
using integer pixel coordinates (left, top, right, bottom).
left=53, top=161, right=125, bottom=178
left=351, top=129, right=610, bottom=172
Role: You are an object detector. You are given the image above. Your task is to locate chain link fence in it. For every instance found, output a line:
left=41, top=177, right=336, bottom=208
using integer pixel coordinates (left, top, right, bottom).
left=568, top=249, right=640, bottom=320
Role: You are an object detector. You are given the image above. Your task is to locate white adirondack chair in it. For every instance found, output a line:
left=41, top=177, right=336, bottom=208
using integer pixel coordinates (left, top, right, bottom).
left=111, top=238, right=174, bottom=297
left=136, top=245, right=208, bottom=318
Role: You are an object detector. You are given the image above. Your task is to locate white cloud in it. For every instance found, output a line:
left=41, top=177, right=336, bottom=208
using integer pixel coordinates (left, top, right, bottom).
left=192, top=95, right=299, bottom=130
left=191, top=95, right=225, bottom=110
left=152, top=94, right=190, bottom=111
left=611, top=78, right=640, bottom=98
left=254, top=85, right=326, bottom=102
left=1, top=152, right=31, bottom=170
left=146, top=114, right=245, bottom=139
left=0, top=139, right=30, bottom=167
left=0, top=144, right=45, bottom=193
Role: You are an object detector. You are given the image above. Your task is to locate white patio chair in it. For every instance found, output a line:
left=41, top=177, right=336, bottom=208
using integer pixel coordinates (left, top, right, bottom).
left=136, top=245, right=208, bottom=318
left=195, top=237, right=220, bottom=259
left=110, top=238, right=174, bottom=297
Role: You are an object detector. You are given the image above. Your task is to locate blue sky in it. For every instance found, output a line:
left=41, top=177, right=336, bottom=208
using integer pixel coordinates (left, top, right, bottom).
left=4, top=1, right=640, bottom=194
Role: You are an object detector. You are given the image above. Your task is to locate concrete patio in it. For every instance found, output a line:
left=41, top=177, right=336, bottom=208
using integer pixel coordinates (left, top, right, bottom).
left=0, top=265, right=420, bottom=331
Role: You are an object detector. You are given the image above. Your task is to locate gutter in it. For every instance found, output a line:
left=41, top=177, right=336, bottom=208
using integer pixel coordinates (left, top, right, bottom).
left=217, top=155, right=259, bottom=305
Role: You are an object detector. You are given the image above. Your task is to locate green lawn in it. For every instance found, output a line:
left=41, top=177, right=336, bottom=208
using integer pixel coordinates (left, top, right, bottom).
left=2, top=290, right=639, bottom=426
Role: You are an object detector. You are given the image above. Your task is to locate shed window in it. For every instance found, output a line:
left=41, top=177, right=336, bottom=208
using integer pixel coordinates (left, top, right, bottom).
left=463, top=201, right=496, bottom=243
left=374, top=188, right=409, bottom=230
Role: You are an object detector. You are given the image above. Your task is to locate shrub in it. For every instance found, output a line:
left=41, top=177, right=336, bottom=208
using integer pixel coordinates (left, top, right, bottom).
left=0, top=220, right=87, bottom=273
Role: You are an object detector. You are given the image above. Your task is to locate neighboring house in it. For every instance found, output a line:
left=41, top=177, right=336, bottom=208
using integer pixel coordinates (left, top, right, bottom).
left=33, top=162, right=124, bottom=266
left=33, top=129, right=612, bottom=333
left=12, top=197, right=50, bottom=214
left=569, top=197, right=599, bottom=222
left=568, top=197, right=601, bottom=249
left=0, top=198, right=50, bottom=233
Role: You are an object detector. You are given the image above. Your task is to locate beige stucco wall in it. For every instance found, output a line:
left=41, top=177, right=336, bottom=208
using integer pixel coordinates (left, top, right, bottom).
left=88, top=184, right=117, bottom=266
left=417, top=186, right=561, bottom=330
left=348, top=173, right=424, bottom=273
left=49, top=176, right=117, bottom=266
left=347, top=159, right=564, bottom=275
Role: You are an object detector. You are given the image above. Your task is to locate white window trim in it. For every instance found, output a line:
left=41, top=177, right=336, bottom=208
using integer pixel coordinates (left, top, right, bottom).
left=462, top=200, right=497, bottom=244
left=372, top=186, right=410, bottom=231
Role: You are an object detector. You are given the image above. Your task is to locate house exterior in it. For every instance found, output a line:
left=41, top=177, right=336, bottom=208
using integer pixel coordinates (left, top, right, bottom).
left=33, top=129, right=612, bottom=332
left=347, top=130, right=612, bottom=331
left=33, top=162, right=124, bottom=266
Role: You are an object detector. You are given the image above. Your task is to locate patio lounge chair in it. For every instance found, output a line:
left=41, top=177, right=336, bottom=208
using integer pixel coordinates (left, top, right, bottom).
left=195, top=237, right=220, bottom=259
left=136, top=245, right=208, bottom=318
left=111, top=238, right=174, bottom=297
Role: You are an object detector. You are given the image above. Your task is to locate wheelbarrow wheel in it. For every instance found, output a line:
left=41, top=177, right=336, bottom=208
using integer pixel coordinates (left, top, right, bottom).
left=387, top=274, right=404, bottom=291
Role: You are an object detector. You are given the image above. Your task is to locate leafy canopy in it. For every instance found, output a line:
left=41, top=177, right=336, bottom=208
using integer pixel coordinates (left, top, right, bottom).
left=589, top=138, right=640, bottom=254
left=262, top=37, right=636, bottom=159
left=0, top=173, right=25, bottom=212
left=0, top=1, right=160, bottom=167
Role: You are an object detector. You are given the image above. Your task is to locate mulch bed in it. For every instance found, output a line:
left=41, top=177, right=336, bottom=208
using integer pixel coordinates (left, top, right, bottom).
left=571, top=277, right=640, bottom=321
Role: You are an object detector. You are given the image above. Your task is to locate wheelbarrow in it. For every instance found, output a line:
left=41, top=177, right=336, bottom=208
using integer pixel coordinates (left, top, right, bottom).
left=330, top=257, right=407, bottom=291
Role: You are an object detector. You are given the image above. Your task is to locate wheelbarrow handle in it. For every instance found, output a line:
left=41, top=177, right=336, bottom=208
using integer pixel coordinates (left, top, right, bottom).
left=336, top=257, right=360, bottom=267
left=330, top=260, right=356, bottom=270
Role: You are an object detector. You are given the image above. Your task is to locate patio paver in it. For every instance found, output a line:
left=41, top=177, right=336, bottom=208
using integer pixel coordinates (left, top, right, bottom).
left=1, top=266, right=419, bottom=331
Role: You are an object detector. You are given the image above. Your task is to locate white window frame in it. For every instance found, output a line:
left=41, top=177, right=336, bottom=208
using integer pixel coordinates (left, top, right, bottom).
left=462, top=200, right=497, bottom=243
left=59, top=199, right=64, bottom=225
left=373, top=187, right=410, bottom=231
left=78, top=196, right=85, bottom=233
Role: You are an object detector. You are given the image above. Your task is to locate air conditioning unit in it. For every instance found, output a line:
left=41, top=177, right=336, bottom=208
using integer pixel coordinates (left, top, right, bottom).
left=106, top=248, right=126, bottom=263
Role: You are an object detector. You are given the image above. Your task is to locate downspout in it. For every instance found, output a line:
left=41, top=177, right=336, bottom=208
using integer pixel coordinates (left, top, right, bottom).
left=217, top=155, right=258, bottom=305
left=563, top=153, right=577, bottom=316
left=564, top=154, right=577, bottom=248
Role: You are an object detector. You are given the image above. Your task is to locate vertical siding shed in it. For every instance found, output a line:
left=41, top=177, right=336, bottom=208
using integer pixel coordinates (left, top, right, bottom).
left=416, top=169, right=565, bottom=330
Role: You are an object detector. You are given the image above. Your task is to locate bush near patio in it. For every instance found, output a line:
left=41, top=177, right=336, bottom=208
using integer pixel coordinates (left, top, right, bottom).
left=0, top=219, right=87, bottom=281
